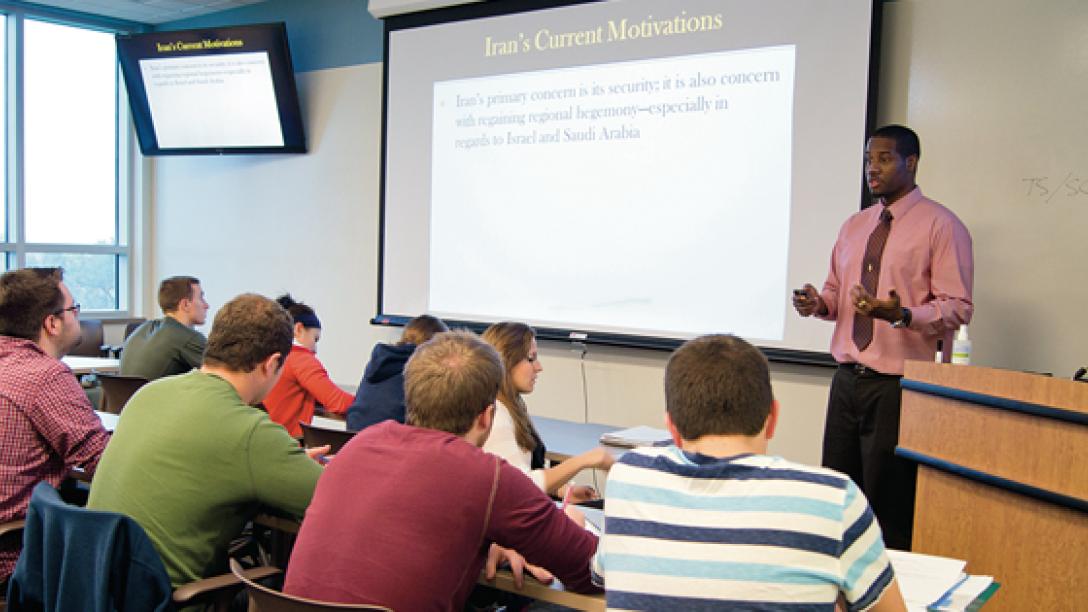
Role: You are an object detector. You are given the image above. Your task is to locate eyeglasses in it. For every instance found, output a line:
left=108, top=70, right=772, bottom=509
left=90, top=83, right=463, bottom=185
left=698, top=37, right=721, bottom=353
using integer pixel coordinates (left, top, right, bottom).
left=53, top=303, right=81, bottom=316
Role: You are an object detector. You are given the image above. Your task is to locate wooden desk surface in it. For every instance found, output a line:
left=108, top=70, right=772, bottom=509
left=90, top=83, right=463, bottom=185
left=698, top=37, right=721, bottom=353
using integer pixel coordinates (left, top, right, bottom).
left=254, top=514, right=603, bottom=610
left=480, top=570, right=604, bottom=611
left=63, top=356, right=121, bottom=375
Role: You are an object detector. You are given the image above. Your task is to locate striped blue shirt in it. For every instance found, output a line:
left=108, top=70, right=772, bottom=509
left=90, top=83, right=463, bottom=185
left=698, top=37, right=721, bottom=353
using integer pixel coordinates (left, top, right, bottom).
left=592, top=447, right=894, bottom=611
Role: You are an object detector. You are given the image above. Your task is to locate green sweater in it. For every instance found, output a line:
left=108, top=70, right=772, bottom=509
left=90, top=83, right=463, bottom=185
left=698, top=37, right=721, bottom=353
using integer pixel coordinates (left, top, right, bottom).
left=87, top=371, right=322, bottom=586
left=119, top=317, right=206, bottom=380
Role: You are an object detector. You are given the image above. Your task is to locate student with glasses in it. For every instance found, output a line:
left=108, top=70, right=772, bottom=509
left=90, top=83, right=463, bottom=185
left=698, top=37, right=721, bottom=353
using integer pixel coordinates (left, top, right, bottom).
left=0, top=267, right=110, bottom=585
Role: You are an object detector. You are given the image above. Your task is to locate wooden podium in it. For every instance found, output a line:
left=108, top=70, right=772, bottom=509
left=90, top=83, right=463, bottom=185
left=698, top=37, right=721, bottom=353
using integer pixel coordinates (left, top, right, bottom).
left=898, top=362, right=1088, bottom=611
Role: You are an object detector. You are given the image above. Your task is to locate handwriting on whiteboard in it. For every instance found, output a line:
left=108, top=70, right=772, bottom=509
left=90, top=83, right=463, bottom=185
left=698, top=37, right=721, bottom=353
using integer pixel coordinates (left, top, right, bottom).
left=1021, top=174, right=1088, bottom=203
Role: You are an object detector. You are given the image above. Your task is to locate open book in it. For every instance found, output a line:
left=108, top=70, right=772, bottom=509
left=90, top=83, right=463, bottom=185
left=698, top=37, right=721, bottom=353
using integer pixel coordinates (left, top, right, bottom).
left=887, top=550, right=995, bottom=611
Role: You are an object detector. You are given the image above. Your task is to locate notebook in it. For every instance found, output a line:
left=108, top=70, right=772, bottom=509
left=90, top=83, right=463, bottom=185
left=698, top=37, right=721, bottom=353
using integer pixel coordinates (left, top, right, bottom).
left=599, top=426, right=672, bottom=448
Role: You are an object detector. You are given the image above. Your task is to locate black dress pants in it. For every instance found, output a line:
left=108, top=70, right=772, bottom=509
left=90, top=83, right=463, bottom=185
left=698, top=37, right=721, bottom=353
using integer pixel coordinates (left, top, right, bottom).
left=822, top=364, right=917, bottom=550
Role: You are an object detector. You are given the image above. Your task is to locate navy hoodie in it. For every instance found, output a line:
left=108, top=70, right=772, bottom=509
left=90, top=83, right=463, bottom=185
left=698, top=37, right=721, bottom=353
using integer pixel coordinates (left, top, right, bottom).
left=346, top=343, right=416, bottom=432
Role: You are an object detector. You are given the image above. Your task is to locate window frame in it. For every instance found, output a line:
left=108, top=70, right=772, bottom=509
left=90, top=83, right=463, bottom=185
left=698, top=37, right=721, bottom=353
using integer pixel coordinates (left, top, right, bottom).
left=0, top=3, right=145, bottom=317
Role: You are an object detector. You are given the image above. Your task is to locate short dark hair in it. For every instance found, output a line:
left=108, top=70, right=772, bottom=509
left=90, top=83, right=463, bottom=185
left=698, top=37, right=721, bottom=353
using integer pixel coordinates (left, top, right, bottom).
left=405, top=330, right=503, bottom=436
left=203, top=293, right=292, bottom=373
left=399, top=314, right=449, bottom=347
left=872, top=124, right=920, bottom=160
left=665, top=334, right=774, bottom=439
left=276, top=294, right=319, bottom=329
left=0, top=267, right=65, bottom=341
left=159, top=276, right=200, bottom=313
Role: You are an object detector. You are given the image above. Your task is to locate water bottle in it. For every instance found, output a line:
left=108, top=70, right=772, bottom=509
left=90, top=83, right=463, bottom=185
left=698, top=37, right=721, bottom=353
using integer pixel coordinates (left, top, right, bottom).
left=951, top=326, right=971, bottom=365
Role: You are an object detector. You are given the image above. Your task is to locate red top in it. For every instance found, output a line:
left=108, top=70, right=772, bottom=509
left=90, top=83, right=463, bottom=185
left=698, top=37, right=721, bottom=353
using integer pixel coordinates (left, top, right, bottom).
left=820, top=187, right=974, bottom=374
left=263, top=345, right=353, bottom=437
left=0, top=336, right=110, bottom=580
left=284, top=421, right=599, bottom=610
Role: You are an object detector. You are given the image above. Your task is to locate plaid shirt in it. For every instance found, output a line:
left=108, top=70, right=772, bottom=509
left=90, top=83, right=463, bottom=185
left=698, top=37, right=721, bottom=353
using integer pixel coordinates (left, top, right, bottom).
left=0, top=335, right=110, bottom=580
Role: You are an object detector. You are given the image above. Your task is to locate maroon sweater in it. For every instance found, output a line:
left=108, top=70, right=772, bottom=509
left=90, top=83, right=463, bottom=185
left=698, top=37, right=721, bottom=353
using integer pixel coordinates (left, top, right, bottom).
left=284, top=420, right=599, bottom=610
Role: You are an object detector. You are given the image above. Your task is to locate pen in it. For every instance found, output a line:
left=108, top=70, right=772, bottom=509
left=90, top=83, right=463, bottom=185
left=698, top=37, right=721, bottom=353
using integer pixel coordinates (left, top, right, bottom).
left=560, top=485, right=573, bottom=509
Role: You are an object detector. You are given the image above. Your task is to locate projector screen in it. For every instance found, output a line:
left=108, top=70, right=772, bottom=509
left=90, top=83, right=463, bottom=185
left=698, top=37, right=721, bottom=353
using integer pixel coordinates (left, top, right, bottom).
left=117, top=23, right=306, bottom=155
left=379, top=0, right=879, bottom=361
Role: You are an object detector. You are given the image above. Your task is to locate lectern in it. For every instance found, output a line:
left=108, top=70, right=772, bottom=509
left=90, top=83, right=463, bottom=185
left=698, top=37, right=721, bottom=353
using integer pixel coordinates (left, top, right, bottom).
left=898, top=361, right=1088, bottom=611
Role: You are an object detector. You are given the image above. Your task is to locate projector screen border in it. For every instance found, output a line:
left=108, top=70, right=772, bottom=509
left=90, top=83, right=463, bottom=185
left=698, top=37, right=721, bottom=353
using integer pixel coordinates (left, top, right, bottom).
left=375, top=0, right=882, bottom=367
left=370, top=314, right=837, bottom=367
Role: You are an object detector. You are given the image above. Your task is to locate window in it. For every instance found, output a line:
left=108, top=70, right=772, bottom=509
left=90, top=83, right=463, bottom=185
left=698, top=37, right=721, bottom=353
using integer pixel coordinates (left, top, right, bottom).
left=0, top=15, right=6, bottom=253
left=1, top=11, right=134, bottom=314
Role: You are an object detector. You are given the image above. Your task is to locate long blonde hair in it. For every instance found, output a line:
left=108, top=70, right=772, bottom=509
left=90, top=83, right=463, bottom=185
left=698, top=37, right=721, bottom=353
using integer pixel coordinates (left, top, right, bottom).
left=481, top=322, right=540, bottom=452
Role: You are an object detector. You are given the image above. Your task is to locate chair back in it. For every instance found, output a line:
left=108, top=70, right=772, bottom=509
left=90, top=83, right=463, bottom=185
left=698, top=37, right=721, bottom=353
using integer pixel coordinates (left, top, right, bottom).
left=299, top=422, right=355, bottom=454
left=0, top=519, right=25, bottom=545
left=229, top=559, right=390, bottom=611
left=97, top=374, right=150, bottom=415
left=68, top=319, right=106, bottom=357
left=6, top=482, right=174, bottom=611
left=122, top=320, right=145, bottom=340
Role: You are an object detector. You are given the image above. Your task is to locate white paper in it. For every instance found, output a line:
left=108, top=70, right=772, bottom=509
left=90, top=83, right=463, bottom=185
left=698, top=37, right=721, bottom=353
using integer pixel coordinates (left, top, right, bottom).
left=887, top=549, right=968, bottom=610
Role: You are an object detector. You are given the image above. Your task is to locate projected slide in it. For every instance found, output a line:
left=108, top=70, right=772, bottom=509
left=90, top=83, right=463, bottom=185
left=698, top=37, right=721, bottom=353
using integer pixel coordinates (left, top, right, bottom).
left=382, top=0, right=875, bottom=354
left=139, top=52, right=284, bottom=148
left=429, top=46, right=795, bottom=339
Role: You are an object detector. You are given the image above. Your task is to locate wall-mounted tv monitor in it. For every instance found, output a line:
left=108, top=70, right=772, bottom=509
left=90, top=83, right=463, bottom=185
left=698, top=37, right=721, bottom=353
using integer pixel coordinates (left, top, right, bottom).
left=117, top=22, right=306, bottom=155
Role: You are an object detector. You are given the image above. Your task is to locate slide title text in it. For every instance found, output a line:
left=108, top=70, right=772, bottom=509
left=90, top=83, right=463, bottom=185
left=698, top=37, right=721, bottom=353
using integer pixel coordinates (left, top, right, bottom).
left=156, top=38, right=245, bottom=53
left=484, top=11, right=724, bottom=57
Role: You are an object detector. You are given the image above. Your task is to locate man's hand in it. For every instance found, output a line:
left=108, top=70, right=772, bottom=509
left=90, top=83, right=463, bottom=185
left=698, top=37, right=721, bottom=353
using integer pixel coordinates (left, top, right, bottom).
left=484, top=544, right=555, bottom=588
left=304, top=444, right=332, bottom=465
left=849, top=285, right=901, bottom=322
left=792, top=283, right=825, bottom=317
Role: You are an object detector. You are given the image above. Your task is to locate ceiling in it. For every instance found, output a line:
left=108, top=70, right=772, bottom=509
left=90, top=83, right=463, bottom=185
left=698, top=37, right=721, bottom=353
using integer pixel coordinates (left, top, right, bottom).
left=27, top=0, right=270, bottom=25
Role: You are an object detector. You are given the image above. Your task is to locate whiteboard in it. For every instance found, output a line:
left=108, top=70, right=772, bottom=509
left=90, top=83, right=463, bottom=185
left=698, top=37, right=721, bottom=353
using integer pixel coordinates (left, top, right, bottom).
left=880, top=0, right=1088, bottom=378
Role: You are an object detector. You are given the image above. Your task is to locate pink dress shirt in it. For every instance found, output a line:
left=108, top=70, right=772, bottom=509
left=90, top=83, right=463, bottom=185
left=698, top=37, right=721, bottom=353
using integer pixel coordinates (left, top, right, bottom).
left=0, top=336, right=111, bottom=580
left=819, top=187, right=974, bottom=375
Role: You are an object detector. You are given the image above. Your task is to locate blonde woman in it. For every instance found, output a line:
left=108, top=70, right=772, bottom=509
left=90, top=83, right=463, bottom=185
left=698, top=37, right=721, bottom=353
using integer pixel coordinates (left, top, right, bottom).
left=482, top=322, right=614, bottom=502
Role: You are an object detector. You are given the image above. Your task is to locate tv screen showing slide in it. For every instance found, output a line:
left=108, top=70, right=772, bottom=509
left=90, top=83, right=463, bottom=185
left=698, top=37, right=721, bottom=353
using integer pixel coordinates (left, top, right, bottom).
left=117, top=23, right=306, bottom=155
left=379, top=0, right=879, bottom=361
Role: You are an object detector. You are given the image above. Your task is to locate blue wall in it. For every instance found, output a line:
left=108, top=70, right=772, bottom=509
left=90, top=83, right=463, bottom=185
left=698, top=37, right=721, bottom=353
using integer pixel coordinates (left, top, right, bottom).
left=157, top=0, right=383, bottom=72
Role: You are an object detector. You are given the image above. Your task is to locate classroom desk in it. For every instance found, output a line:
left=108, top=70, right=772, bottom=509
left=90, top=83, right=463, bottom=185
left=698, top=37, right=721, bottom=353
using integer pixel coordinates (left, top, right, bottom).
left=309, top=415, right=348, bottom=430
left=307, top=414, right=622, bottom=462
left=96, top=410, right=119, bottom=432
left=480, top=570, right=604, bottom=611
left=530, top=416, right=624, bottom=463
left=252, top=513, right=603, bottom=611
left=65, top=411, right=117, bottom=484
left=66, top=412, right=119, bottom=483
left=97, top=413, right=994, bottom=612
left=62, top=355, right=121, bottom=375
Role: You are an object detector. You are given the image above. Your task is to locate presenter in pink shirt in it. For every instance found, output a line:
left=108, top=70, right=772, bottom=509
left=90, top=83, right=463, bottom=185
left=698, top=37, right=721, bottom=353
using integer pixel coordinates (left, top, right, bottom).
left=792, top=124, right=973, bottom=549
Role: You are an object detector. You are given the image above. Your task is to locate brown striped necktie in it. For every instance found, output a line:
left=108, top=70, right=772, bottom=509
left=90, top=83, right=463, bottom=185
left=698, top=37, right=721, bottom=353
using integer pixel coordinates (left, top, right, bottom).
left=852, top=207, right=893, bottom=350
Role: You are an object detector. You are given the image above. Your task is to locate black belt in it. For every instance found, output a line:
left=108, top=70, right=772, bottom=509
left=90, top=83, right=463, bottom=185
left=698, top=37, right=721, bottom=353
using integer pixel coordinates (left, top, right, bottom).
left=839, top=363, right=901, bottom=378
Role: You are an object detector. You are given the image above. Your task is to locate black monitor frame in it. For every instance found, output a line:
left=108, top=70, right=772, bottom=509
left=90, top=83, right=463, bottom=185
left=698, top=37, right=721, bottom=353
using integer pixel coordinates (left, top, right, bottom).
left=117, top=22, right=306, bottom=156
